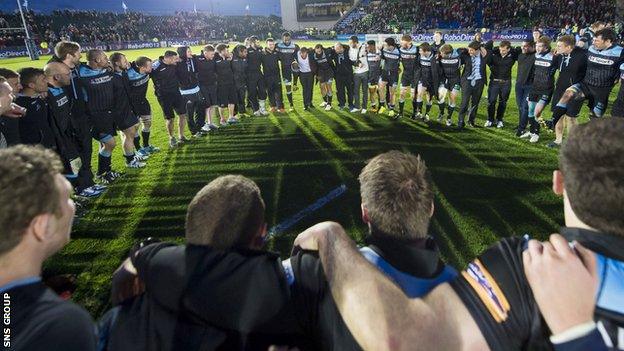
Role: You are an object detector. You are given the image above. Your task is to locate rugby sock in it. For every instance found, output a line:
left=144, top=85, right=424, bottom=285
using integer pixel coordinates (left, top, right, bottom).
left=259, top=100, right=266, bottom=110
left=551, top=104, right=567, bottom=128
left=415, top=101, right=423, bottom=114
left=97, top=150, right=112, bottom=175
left=528, top=101, right=538, bottom=134
left=399, top=100, right=405, bottom=115
left=379, top=101, right=386, bottom=108
left=438, top=102, right=446, bottom=115
left=124, top=153, right=135, bottom=164
left=133, top=135, right=141, bottom=151
left=389, top=104, right=395, bottom=110
left=327, top=94, right=333, bottom=105
left=286, top=91, right=294, bottom=106
left=425, top=102, right=433, bottom=114
left=142, top=130, right=150, bottom=148
left=447, top=104, right=455, bottom=119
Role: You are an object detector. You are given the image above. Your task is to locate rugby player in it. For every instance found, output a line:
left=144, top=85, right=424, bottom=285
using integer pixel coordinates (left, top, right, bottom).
left=110, top=52, right=147, bottom=169
left=246, top=36, right=270, bottom=116
left=151, top=50, right=188, bottom=148
left=232, top=44, right=249, bottom=119
left=522, top=36, right=556, bottom=143
left=294, top=117, right=624, bottom=351
left=0, top=76, right=24, bottom=149
left=14, top=68, right=56, bottom=150
left=545, top=35, right=587, bottom=148
left=610, top=63, right=624, bottom=118
left=549, top=28, right=623, bottom=131
left=276, top=32, right=300, bottom=112
left=196, top=45, right=220, bottom=131
left=176, top=46, right=205, bottom=138
left=215, top=44, right=240, bottom=124
left=127, top=56, right=160, bottom=154
left=398, top=34, right=418, bottom=119
left=366, top=40, right=382, bottom=113
left=378, top=37, right=400, bottom=117
left=413, top=42, right=437, bottom=121
left=311, top=44, right=334, bottom=111
left=262, top=39, right=285, bottom=113
left=78, top=49, right=121, bottom=183
left=577, top=21, right=606, bottom=50
left=0, top=68, right=22, bottom=146
left=436, top=44, right=462, bottom=126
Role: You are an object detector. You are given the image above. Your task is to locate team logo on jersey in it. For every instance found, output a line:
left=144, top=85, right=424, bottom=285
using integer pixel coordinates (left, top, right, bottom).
left=462, top=259, right=510, bottom=323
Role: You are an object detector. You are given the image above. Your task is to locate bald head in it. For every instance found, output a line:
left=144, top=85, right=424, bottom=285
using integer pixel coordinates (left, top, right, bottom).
left=44, top=62, right=71, bottom=87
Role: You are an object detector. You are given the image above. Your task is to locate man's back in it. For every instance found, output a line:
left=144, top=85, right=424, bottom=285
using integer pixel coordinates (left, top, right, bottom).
left=4, top=280, right=96, bottom=351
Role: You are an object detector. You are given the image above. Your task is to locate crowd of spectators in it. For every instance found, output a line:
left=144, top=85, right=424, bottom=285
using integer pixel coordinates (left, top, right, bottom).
left=336, top=0, right=617, bottom=33
left=0, top=10, right=284, bottom=47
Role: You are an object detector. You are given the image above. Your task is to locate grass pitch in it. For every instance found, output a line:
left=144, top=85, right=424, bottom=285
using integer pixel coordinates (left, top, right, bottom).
left=2, top=41, right=610, bottom=316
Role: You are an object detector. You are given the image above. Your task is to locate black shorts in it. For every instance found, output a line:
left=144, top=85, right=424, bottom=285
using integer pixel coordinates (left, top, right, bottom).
left=443, top=78, right=461, bottom=91
left=88, top=110, right=116, bottom=140
left=368, top=70, right=381, bottom=86
left=201, top=85, right=218, bottom=107
left=132, top=98, right=151, bottom=116
left=528, top=90, right=552, bottom=104
left=317, top=69, right=334, bottom=84
left=157, top=91, right=186, bottom=119
left=566, top=82, right=613, bottom=118
left=115, top=111, right=139, bottom=131
left=218, top=84, right=237, bottom=107
left=401, top=73, right=415, bottom=88
left=418, top=81, right=436, bottom=95
left=381, top=70, right=399, bottom=87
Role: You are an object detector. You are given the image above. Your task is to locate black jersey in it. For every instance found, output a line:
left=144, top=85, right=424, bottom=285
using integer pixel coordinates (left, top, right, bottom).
left=232, top=56, right=248, bottom=87
left=276, top=41, right=299, bottom=68
left=583, top=45, right=624, bottom=87
left=14, top=95, right=55, bottom=148
left=331, top=47, right=353, bottom=77
left=451, top=227, right=624, bottom=351
left=176, top=57, right=200, bottom=92
left=438, top=50, right=462, bottom=81
left=112, top=71, right=134, bottom=118
left=381, top=47, right=400, bottom=72
left=531, top=51, right=558, bottom=93
left=555, top=47, right=587, bottom=91
left=46, top=86, right=79, bottom=162
left=196, top=54, right=217, bottom=87
left=262, top=48, right=281, bottom=77
left=150, top=59, right=179, bottom=97
left=431, top=40, right=446, bottom=54
left=399, top=45, right=418, bottom=76
left=215, top=55, right=235, bottom=86
left=312, top=49, right=333, bottom=72
left=417, top=52, right=435, bottom=84
left=127, top=63, right=150, bottom=104
left=78, top=64, right=115, bottom=113
left=246, top=46, right=264, bottom=75
left=367, top=50, right=382, bottom=75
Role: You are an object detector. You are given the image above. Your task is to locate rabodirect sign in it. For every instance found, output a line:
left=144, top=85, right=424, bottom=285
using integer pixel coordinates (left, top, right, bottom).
left=167, top=39, right=202, bottom=47
left=0, top=46, right=51, bottom=58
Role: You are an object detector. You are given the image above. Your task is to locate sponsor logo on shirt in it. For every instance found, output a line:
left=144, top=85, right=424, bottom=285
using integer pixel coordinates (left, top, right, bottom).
left=534, top=60, right=552, bottom=67
left=441, top=58, right=460, bottom=65
left=56, top=95, right=69, bottom=107
left=462, top=259, right=510, bottom=323
left=89, top=76, right=113, bottom=85
left=589, top=56, right=615, bottom=65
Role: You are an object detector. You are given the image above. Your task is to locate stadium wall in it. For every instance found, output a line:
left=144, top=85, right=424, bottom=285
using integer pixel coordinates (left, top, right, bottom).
left=280, top=0, right=339, bottom=31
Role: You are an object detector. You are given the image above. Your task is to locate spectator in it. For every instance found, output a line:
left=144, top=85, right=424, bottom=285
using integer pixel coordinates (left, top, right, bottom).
left=0, top=145, right=97, bottom=351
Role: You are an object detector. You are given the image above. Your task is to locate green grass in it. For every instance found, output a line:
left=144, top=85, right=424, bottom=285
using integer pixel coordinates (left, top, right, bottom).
left=2, top=41, right=613, bottom=317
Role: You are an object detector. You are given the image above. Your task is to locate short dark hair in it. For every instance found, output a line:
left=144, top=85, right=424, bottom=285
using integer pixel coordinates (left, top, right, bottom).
left=0, top=68, right=19, bottom=79
left=359, top=151, right=433, bottom=239
left=0, top=145, right=64, bottom=256
left=367, top=40, right=376, bottom=46
left=523, top=39, right=535, bottom=47
left=249, top=35, right=259, bottom=41
left=216, top=43, right=228, bottom=53
left=419, top=42, right=431, bottom=52
left=266, top=38, right=275, bottom=43
left=135, top=56, right=152, bottom=68
left=439, top=44, right=453, bottom=55
left=596, top=28, right=617, bottom=43
left=186, top=175, right=266, bottom=249
left=349, top=35, right=359, bottom=43
left=86, top=49, right=104, bottom=62
left=557, top=35, right=576, bottom=47
left=499, top=40, right=511, bottom=49
left=203, top=44, right=215, bottom=52
left=384, top=37, right=396, bottom=47
left=560, top=118, right=624, bottom=237
left=17, top=67, right=44, bottom=88
left=314, top=43, right=323, bottom=50
left=282, top=31, right=291, bottom=38
left=163, top=50, right=178, bottom=57
left=300, top=47, right=308, bottom=53
left=110, top=52, right=125, bottom=65
left=54, top=41, right=80, bottom=61
left=401, top=34, right=412, bottom=42
left=468, top=41, right=481, bottom=50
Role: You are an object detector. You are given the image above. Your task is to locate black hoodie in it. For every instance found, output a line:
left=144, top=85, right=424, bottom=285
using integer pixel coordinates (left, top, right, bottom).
left=109, top=243, right=308, bottom=351
left=175, top=46, right=200, bottom=92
